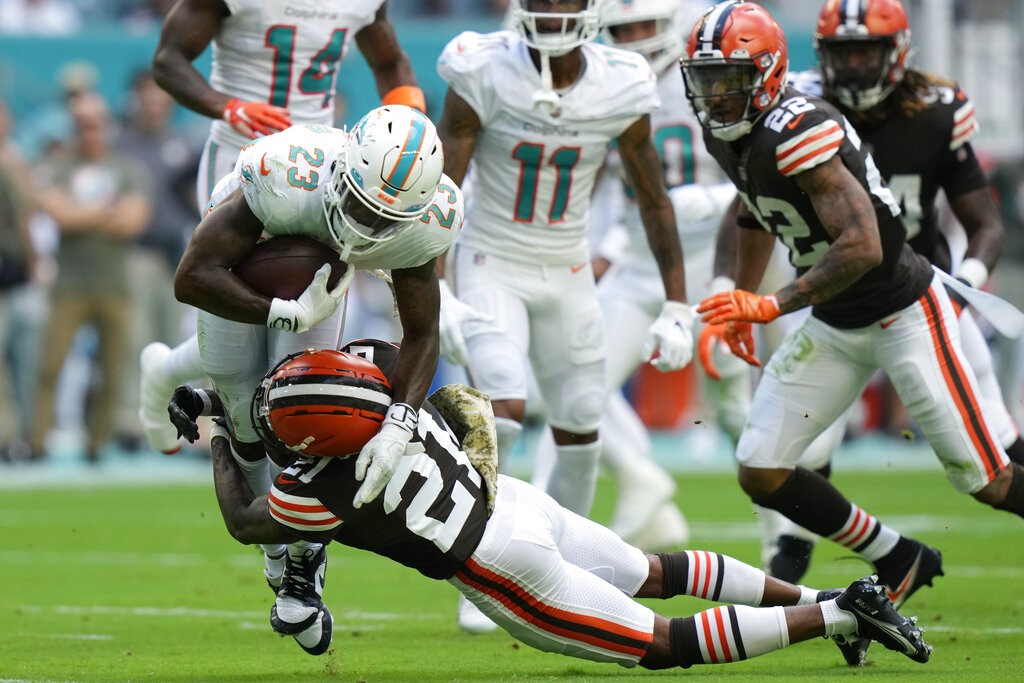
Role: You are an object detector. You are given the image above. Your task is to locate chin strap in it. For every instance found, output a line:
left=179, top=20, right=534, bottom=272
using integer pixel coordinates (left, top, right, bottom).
left=532, top=50, right=561, bottom=117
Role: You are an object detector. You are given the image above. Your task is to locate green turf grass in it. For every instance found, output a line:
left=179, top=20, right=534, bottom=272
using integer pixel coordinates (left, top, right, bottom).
left=0, top=469, right=1020, bottom=682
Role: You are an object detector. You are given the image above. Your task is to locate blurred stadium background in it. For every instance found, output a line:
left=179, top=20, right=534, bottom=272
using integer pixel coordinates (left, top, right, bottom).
left=0, top=0, right=1021, bottom=481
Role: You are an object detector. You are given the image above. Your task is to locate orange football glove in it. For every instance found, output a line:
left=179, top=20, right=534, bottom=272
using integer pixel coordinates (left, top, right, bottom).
left=722, top=321, right=760, bottom=368
left=697, top=289, right=781, bottom=325
left=697, top=322, right=727, bottom=380
left=699, top=321, right=761, bottom=378
left=222, top=98, right=292, bottom=138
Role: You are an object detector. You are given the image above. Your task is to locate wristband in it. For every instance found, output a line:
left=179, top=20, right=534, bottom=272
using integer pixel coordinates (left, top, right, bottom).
left=383, top=402, right=418, bottom=435
left=382, top=86, right=426, bottom=113
left=955, top=257, right=989, bottom=290
left=267, top=297, right=297, bottom=332
left=709, top=276, right=736, bottom=296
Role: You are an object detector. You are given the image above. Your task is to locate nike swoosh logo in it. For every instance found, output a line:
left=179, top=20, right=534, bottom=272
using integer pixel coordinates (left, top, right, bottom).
left=570, top=264, right=585, bottom=273
left=786, top=113, right=806, bottom=130
left=880, top=316, right=900, bottom=329
left=260, top=153, right=271, bottom=176
left=276, top=473, right=291, bottom=485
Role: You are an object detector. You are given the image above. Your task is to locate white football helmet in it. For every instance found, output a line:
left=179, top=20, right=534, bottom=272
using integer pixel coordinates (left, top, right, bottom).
left=510, top=0, right=601, bottom=57
left=600, top=0, right=688, bottom=74
left=323, top=105, right=443, bottom=258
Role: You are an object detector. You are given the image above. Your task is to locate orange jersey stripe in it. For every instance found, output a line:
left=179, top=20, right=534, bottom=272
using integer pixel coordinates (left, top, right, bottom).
left=921, top=287, right=1002, bottom=480
left=457, top=558, right=651, bottom=657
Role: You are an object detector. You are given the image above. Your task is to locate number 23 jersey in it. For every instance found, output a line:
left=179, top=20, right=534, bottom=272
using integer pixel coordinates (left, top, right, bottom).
left=438, top=30, right=659, bottom=266
left=702, top=87, right=933, bottom=328
left=269, top=403, right=489, bottom=580
left=212, top=123, right=464, bottom=271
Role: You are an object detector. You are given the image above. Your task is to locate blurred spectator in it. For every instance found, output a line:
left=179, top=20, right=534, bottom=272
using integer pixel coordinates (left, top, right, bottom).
left=114, top=69, right=197, bottom=447
left=28, top=92, right=152, bottom=462
left=0, top=0, right=81, bottom=35
left=0, top=98, right=40, bottom=461
left=15, top=60, right=100, bottom=162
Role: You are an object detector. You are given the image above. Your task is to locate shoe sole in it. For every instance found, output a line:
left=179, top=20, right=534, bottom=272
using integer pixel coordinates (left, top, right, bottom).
left=295, top=607, right=333, bottom=656
left=271, top=603, right=320, bottom=635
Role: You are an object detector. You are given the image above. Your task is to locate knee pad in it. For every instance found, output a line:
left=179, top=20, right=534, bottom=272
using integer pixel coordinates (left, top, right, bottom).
left=465, top=334, right=527, bottom=400
left=550, top=384, right=604, bottom=434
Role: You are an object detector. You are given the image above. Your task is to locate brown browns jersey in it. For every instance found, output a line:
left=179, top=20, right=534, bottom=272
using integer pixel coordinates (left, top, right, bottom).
left=791, top=71, right=988, bottom=272
left=703, top=86, right=933, bottom=328
left=267, top=339, right=489, bottom=581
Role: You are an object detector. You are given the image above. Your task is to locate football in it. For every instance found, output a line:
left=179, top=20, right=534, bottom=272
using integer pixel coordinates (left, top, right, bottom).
left=232, top=235, right=346, bottom=300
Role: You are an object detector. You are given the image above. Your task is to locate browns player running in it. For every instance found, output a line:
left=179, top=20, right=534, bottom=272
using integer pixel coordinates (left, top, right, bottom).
left=684, top=0, right=1023, bottom=628
left=755, top=0, right=1023, bottom=588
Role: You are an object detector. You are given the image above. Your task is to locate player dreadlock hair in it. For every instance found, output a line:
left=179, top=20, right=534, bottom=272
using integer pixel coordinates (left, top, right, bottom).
left=837, top=68, right=957, bottom=127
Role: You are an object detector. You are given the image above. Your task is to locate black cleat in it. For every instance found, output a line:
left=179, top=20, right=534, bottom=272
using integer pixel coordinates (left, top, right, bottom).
left=835, top=576, right=932, bottom=664
left=769, top=534, right=816, bottom=584
left=817, top=588, right=870, bottom=666
left=270, top=545, right=327, bottom=635
left=876, top=542, right=943, bottom=609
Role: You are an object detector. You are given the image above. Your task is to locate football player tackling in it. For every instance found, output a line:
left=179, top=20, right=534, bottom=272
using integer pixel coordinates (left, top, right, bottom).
left=172, top=105, right=464, bottom=652
left=179, top=339, right=932, bottom=666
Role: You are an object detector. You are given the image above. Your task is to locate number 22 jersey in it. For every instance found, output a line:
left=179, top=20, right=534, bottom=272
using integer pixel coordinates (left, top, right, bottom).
left=702, top=87, right=933, bottom=328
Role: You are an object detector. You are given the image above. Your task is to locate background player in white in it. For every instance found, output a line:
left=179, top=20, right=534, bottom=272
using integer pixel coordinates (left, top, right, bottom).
left=193, top=341, right=933, bottom=667
left=141, top=0, right=425, bottom=455
left=172, top=105, right=464, bottom=647
left=435, top=0, right=694, bottom=633
left=435, top=0, right=693, bottom=514
left=532, top=0, right=742, bottom=551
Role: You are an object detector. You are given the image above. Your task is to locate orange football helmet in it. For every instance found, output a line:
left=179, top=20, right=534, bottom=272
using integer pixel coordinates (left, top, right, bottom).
left=680, top=1, right=788, bottom=141
left=251, top=349, right=393, bottom=459
left=813, top=0, right=911, bottom=111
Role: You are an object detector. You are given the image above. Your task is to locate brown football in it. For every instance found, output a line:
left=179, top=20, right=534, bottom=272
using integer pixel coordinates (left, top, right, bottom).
left=232, top=235, right=346, bottom=301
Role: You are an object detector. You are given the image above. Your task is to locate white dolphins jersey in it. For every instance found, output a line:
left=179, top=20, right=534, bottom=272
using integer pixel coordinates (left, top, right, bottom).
left=209, top=124, right=463, bottom=271
left=438, top=31, right=659, bottom=265
left=208, top=0, right=385, bottom=149
left=613, top=66, right=730, bottom=270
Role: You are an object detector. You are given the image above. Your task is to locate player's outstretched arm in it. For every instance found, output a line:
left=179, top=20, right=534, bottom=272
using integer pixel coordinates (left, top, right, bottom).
left=210, top=424, right=297, bottom=545
left=774, top=156, right=883, bottom=313
left=352, top=259, right=442, bottom=508
left=356, top=3, right=423, bottom=111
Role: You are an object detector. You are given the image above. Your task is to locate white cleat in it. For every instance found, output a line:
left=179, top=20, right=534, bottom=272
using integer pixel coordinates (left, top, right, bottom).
left=138, top=342, right=182, bottom=454
left=609, top=459, right=676, bottom=542
left=625, top=502, right=690, bottom=552
left=457, top=594, right=498, bottom=634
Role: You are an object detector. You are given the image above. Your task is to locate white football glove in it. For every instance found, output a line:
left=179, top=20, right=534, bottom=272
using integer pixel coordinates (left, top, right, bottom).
left=266, top=263, right=354, bottom=334
left=438, top=280, right=492, bottom=367
left=641, top=301, right=697, bottom=372
left=353, top=402, right=418, bottom=508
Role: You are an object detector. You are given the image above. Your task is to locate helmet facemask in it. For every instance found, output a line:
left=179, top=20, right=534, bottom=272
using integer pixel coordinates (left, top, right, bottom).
left=600, top=0, right=686, bottom=75
left=682, top=52, right=782, bottom=141
left=512, top=0, right=600, bottom=57
left=816, top=32, right=910, bottom=111
left=321, top=105, right=442, bottom=259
